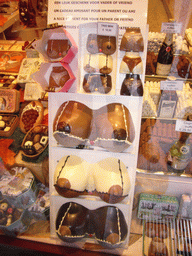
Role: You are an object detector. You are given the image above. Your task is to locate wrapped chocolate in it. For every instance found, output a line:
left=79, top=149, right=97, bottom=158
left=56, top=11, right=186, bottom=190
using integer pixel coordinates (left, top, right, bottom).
left=0, top=166, right=38, bottom=209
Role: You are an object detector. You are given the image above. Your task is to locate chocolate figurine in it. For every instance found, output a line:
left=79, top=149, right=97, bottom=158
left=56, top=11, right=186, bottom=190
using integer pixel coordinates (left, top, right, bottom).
left=56, top=202, right=128, bottom=248
left=119, top=27, right=144, bottom=96
left=46, top=40, right=71, bottom=60
left=83, top=34, right=117, bottom=94
left=48, top=66, right=70, bottom=91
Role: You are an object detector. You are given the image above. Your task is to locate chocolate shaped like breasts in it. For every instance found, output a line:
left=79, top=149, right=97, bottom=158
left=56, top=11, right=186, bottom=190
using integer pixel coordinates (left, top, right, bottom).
left=83, top=34, right=117, bottom=94
left=53, top=101, right=93, bottom=148
left=120, top=27, right=144, bottom=52
left=56, top=202, right=128, bottom=248
left=47, top=39, right=71, bottom=60
left=83, top=74, right=112, bottom=94
left=54, top=156, right=131, bottom=203
left=86, top=34, right=116, bottom=55
left=93, top=103, right=135, bottom=152
left=53, top=101, right=135, bottom=152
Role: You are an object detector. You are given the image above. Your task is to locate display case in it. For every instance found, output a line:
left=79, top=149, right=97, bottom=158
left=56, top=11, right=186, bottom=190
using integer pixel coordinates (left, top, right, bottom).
left=0, top=0, right=192, bottom=256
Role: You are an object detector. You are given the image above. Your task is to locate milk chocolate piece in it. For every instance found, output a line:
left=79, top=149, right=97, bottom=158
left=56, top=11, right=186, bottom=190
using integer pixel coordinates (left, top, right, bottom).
left=49, top=66, right=70, bottom=91
left=94, top=103, right=135, bottom=152
left=83, top=74, right=112, bottom=94
left=56, top=202, right=128, bottom=248
left=120, top=27, right=144, bottom=52
left=86, top=34, right=116, bottom=55
left=47, top=40, right=70, bottom=59
left=53, top=101, right=92, bottom=148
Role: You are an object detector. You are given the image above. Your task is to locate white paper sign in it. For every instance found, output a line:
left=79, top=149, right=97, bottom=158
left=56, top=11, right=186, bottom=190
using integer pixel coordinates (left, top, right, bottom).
left=175, top=119, right=192, bottom=133
left=97, top=22, right=117, bottom=36
left=161, top=22, right=182, bottom=34
left=48, top=0, right=148, bottom=33
left=160, top=80, right=183, bottom=91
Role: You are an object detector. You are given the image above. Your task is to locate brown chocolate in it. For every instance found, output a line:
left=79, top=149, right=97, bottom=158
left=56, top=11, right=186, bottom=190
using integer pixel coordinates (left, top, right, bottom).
left=94, top=103, right=135, bottom=152
left=60, top=226, right=71, bottom=236
left=57, top=178, right=71, bottom=189
left=49, top=66, right=70, bottom=91
left=53, top=101, right=92, bottom=141
left=120, top=27, right=144, bottom=52
left=122, top=56, right=142, bottom=73
left=56, top=202, right=128, bottom=248
left=83, top=74, right=112, bottom=94
left=47, top=39, right=70, bottom=59
left=86, top=34, right=116, bottom=55
left=54, top=101, right=135, bottom=152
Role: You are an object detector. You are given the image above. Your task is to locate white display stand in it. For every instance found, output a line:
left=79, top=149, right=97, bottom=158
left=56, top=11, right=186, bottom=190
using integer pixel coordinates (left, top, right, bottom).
left=47, top=0, right=148, bottom=254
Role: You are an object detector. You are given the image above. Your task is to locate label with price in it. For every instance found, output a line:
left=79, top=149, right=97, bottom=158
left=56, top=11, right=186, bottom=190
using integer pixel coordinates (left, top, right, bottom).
left=160, top=80, right=183, bottom=91
left=161, top=22, right=182, bottom=34
left=98, top=22, right=118, bottom=36
left=175, top=119, right=192, bottom=133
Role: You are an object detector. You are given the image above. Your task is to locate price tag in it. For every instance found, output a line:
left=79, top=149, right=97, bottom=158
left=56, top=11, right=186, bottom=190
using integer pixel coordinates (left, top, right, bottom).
left=161, top=22, right=182, bottom=34
left=160, top=80, right=183, bottom=91
left=98, top=22, right=118, bottom=36
left=175, top=119, right=192, bottom=133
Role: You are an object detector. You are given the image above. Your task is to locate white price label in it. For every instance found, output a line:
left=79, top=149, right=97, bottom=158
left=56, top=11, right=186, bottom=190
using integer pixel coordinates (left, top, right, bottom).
left=175, top=119, right=192, bottom=133
left=160, top=80, right=183, bottom=91
left=161, top=22, right=182, bottom=34
left=98, top=22, right=118, bottom=36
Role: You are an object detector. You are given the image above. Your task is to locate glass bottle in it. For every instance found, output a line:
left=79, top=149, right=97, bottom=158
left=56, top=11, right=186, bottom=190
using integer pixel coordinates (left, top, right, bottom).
left=167, top=117, right=191, bottom=174
left=19, top=0, right=36, bottom=27
left=156, top=20, right=174, bottom=76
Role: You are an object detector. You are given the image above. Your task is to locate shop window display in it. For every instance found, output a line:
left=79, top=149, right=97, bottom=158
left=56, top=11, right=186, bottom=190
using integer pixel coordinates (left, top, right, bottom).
left=0, top=0, right=192, bottom=256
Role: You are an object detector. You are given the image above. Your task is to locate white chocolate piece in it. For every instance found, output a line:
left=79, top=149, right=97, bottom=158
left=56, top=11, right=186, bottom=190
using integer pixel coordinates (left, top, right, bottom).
left=55, top=155, right=90, bottom=192
left=4, top=126, right=10, bottom=132
left=24, top=141, right=33, bottom=147
left=40, top=136, right=48, bottom=146
left=55, top=156, right=131, bottom=196
left=92, top=157, right=131, bottom=195
left=0, top=120, right=5, bottom=128
left=142, top=88, right=157, bottom=117
left=84, top=53, right=113, bottom=73
left=119, top=52, right=143, bottom=74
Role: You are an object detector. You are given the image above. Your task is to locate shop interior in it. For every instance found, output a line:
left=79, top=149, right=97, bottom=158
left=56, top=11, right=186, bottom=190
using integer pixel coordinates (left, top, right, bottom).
left=0, top=0, right=192, bottom=255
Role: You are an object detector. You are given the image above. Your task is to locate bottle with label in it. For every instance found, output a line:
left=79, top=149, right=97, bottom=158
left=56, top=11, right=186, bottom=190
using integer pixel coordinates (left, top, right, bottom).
left=157, top=90, right=178, bottom=118
left=167, top=118, right=191, bottom=174
left=156, top=21, right=174, bottom=76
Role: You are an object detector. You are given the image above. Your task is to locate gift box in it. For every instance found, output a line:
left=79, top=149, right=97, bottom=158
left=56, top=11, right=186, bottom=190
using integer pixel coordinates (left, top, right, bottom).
left=32, top=27, right=78, bottom=64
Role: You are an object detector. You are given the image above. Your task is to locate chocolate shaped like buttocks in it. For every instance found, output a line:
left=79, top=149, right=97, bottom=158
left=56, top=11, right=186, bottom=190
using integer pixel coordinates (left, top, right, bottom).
left=120, top=74, right=143, bottom=97
left=120, top=27, right=144, bottom=52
